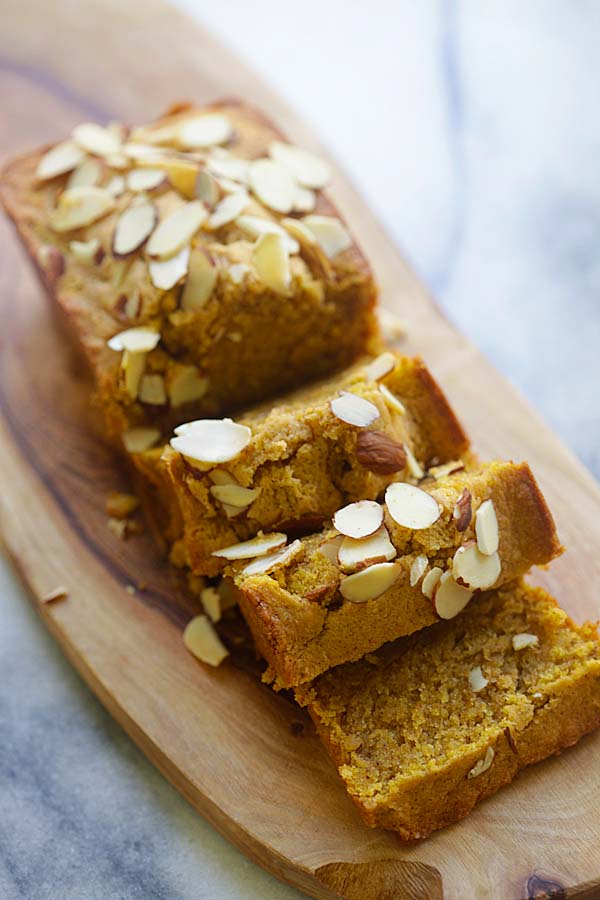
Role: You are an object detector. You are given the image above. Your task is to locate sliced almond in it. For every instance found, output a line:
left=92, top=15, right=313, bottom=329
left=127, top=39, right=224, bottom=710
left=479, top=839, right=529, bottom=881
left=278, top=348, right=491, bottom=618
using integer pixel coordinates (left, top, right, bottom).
left=253, top=232, right=291, bottom=295
left=428, top=460, right=465, bottom=479
left=281, top=217, right=317, bottom=248
left=512, top=632, right=539, bottom=651
left=228, top=264, right=250, bottom=284
left=379, top=383, right=406, bottom=414
left=469, top=666, right=488, bottom=693
left=409, top=554, right=428, bottom=587
left=122, top=426, right=161, bottom=453
left=195, top=169, right=221, bottom=206
left=421, top=566, right=443, bottom=599
left=105, top=175, right=126, bottom=198
left=169, top=366, right=209, bottom=406
left=178, top=114, right=233, bottom=149
left=147, top=201, right=206, bottom=259
left=127, top=168, right=166, bottom=192
left=181, top=249, right=218, bottom=310
left=139, top=373, right=167, bottom=405
left=121, top=350, right=146, bottom=399
left=240, top=539, right=302, bottom=577
left=333, top=500, right=383, bottom=539
left=72, top=122, right=122, bottom=157
left=107, top=327, right=160, bottom=353
left=365, top=352, right=396, bottom=382
left=475, top=499, right=500, bottom=556
left=434, top=571, right=473, bottom=619
left=50, top=186, right=115, bottom=232
left=159, top=158, right=201, bottom=199
left=301, top=215, right=352, bottom=258
left=236, top=215, right=299, bottom=253
left=269, top=141, right=331, bottom=189
left=212, top=532, right=287, bottom=561
left=210, top=484, right=261, bottom=508
left=69, top=237, right=101, bottom=265
left=183, top=614, right=228, bottom=667
left=148, top=244, right=190, bottom=290
left=453, top=488, right=472, bottom=533
left=207, top=153, right=250, bottom=184
left=292, top=186, right=317, bottom=213
left=452, top=542, right=501, bottom=590
left=468, top=746, right=495, bottom=779
left=171, top=418, right=251, bottom=465
left=318, top=534, right=344, bottom=564
left=330, top=392, right=380, bottom=428
left=66, top=158, right=103, bottom=189
left=355, top=430, right=407, bottom=475
left=249, top=158, right=296, bottom=213
left=201, top=587, right=221, bottom=623
left=112, top=202, right=157, bottom=257
left=208, top=470, right=237, bottom=486
left=340, top=561, right=401, bottom=603
left=36, top=140, right=85, bottom=181
left=405, top=445, right=425, bottom=480
left=385, top=482, right=441, bottom=530
left=338, top=525, right=396, bottom=573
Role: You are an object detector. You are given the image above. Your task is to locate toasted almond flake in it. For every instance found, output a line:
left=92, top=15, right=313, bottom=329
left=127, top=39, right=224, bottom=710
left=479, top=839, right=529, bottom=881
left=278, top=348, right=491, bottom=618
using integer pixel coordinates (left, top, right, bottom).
left=210, top=484, right=261, bottom=508
left=421, top=566, right=443, bottom=599
left=208, top=469, right=237, bottom=487
left=178, top=114, right=233, bottom=149
left=147, top=201, right=206, bottom=259
left=148, top=244, right=190, bottom=290
left=201, top=587, right=222, bottom=623
left=240, top=540, right=302, bottom=576
left=452, top=542, right=501, bottom=590
left=73, top=122, right=122, bottom=157
left=112, top=202, right=157, bottom=257
left=385, top=482, right=441, bottom=530
left=157, top=157, right=200, bottom=199
left=429, top=460, right=465, bottom=479
left=301, top=215, right=352, bottom=258
left=183, top=614, right=228, bottom=666
left=475, top=499, right=500, bottom=556
left=249, top=158, right=296, bottom=213
left=468, top=747, right=495, bottom=779
left=318, top=535, right=344, bottom=564
left=469, top=666, right=488, bottom=693
left=292, top=186, right=317, bottom=212
left=168, top=366, right=208, bottom=406
left=333, top=500, right=384, bottom=539
left=253, top=232, right=291, bottom=295
left=207, top=154, right=250, bottom=184
left=107, top=326, right=160, bottom=353
left=512, top=632, right=539, bottom=651
left=379, top=383, right=406, bottom=414
left=67, top=158, right=103, bottom=189
left=195, top=169, right=221, bottom=205
left=281, top=217, right=317, bottom=247
left=121, top=350, right=146, bottom=399
left=228, top=263, right=250, bottom=284
left=172, top=418, right=251, bottom=465
left=269, top=141, right=331, bottom=189
left=50, top=186, right=115, bottom=232
left=207, top=192, right=250, bottom=229
left=123, top=142, right=164, bottom=160
left=366, top=352, right=396, bottom=382
left=236, top=215, right=299, bottom=253
left=69, top=237, right=101, bottom=265
left=181, top=249, right=217, bottom=310
left=139, top=373, right=167, bottom=405
left=122, top=426, right=161, bottom=453
left=330, top=392, right=380, bottom=428
left=41, top=586, right=69, bottom=604
left=213, top=532, right=287, bottom=561
left=106, top=153, right=129, bottom=170
left=409, top=554, right=428, bottom=587
left=338, top=525, right=396, bottom=573
left=36, top=140, right=85, bottom=180
left=127, top=168, right=166, bottom=192
left=405, top=445, right=425, bottom=480
left=340, top=561, right=401, bottom=603
left=105, top=175, right=126, bottom=198
left=434, top=571, right=474, bottom=620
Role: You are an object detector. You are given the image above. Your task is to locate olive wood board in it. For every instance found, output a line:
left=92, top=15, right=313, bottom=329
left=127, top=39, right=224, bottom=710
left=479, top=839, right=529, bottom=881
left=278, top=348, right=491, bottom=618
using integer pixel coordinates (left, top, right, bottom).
left=1, top=1, right=600, bottom=898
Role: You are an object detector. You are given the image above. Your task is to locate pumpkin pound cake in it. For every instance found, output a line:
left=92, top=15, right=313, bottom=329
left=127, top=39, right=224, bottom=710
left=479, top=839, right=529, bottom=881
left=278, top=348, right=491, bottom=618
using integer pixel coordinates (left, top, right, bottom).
left=0, top=101, right=378, bottom=444
left=296, top=583, right=600, bottom=839
left=231, top=460, right=561, bottom=688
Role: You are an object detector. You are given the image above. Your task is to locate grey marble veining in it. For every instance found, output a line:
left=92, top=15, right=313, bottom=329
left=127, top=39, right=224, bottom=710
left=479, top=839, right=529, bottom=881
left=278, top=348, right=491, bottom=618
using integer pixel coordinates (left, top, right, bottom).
left=2, top=2, right=599, bottom=898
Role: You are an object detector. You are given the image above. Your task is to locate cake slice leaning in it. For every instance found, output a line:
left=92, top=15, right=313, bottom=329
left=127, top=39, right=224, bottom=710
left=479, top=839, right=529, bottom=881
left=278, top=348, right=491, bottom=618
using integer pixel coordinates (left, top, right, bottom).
left=295, top=581, right=600, bottom=840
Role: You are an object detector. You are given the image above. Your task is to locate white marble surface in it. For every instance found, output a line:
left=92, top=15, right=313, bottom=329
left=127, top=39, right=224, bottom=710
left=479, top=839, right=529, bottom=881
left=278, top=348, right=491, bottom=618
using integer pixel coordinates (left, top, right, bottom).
left=2, top=2, right=599, bottom=898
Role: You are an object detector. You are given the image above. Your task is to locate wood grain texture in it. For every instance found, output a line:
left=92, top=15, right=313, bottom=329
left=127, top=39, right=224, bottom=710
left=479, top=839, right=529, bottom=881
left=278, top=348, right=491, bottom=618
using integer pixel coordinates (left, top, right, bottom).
left=1, top=1, right=600, bottom=898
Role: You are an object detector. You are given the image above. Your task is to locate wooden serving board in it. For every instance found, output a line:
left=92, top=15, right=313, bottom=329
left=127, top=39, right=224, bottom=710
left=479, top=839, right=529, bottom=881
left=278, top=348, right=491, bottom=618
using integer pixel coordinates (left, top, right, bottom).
left=1, top=2, right=600, bottom=898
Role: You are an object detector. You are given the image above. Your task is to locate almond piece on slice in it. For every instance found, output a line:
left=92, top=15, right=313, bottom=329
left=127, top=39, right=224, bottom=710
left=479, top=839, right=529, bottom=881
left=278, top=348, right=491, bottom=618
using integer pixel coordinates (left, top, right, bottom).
left=301, top=215, right=352, bottom=258
left=330, top=392, right=380, bottom=428
left=409, top=553, right=428, bottom=587
left=106, top=175, right=126, bottom=198
left=249, top=158, right=296, bottom=213
left=181, top=249, right=218, bottom=310
left=428, top=460, right=465, bottom=479
left=67, top=158, right=103, bottom=189
left=183, top=614, right=229, bottom=667
left=355, top=430, right=407, bottom=475
left=212, top=532, right=287, bottom=561
left=122, top=427, right=161, bottom=454
left=207, top=191, right=250, bottom=229
left=148, top=244, right=191, bottom=290
left=147, top=201, right=206, bottom=259
left=475, top=499, right=500, bottom=556
left=468, top=747, right=495, bottom=779
left=240, top=539, right=302, bottom=576
left=112, top=202, right=157, bottom=257
left=269, top=141, right=331, bottom=189
left=207, top=153, right=250, bottom=185
left=36, top=140, right=85, bottom=181
left=195, top=169, right=221, bottom=206
left=107, top=327, right=160, bottom=353
left=333, top=500, right=384, bottom=539
left=72, top=122, right=122, bottom=157
left=318, top=534, right=344, bottom=564
left=405, top=445, right=424, bottom=480
left=69, top=238, right=101, bottom=265
left=421, top=566, right=443, bottom=599
left=121, top=350, right=147, bottom=399
left=338, top=525, right=396, bottom=573
left=453, top=488, right=472, bottom=533
left=50, top=186, right=115, bottom=232
left=512, top=633, right=539, bottom=651
left=281, top=217, right=317, bottom=248
left=171, top=418, right=251, bottom=465
left=452, top=542, right=501, bottom=590
left=210, top=484, right=261, bottom=508
left=340, top=561, right=401, bottom=603
left=385, top=482, right=441, bottom=530
left=253, top=232, right=291, bottom=295
left=138, top=373, right=167, bottom=405
left=168, top=366, right=209, bottom=406
left=469, top=666, right=488, bottom=693
left=127, top=168, right=167, bottom=192
left=178, top=114, right=233, bottom=149
left=292, top=186, right=316, bottom=213
left=201, top=587, right=222, bottom=623
left=379, top=383, right=406, bottom=414
left=365, top=352, right=397, bottom=382
left=236, top=215, right=299, bottom=253
left=434, top=571, right=474, bottom=620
